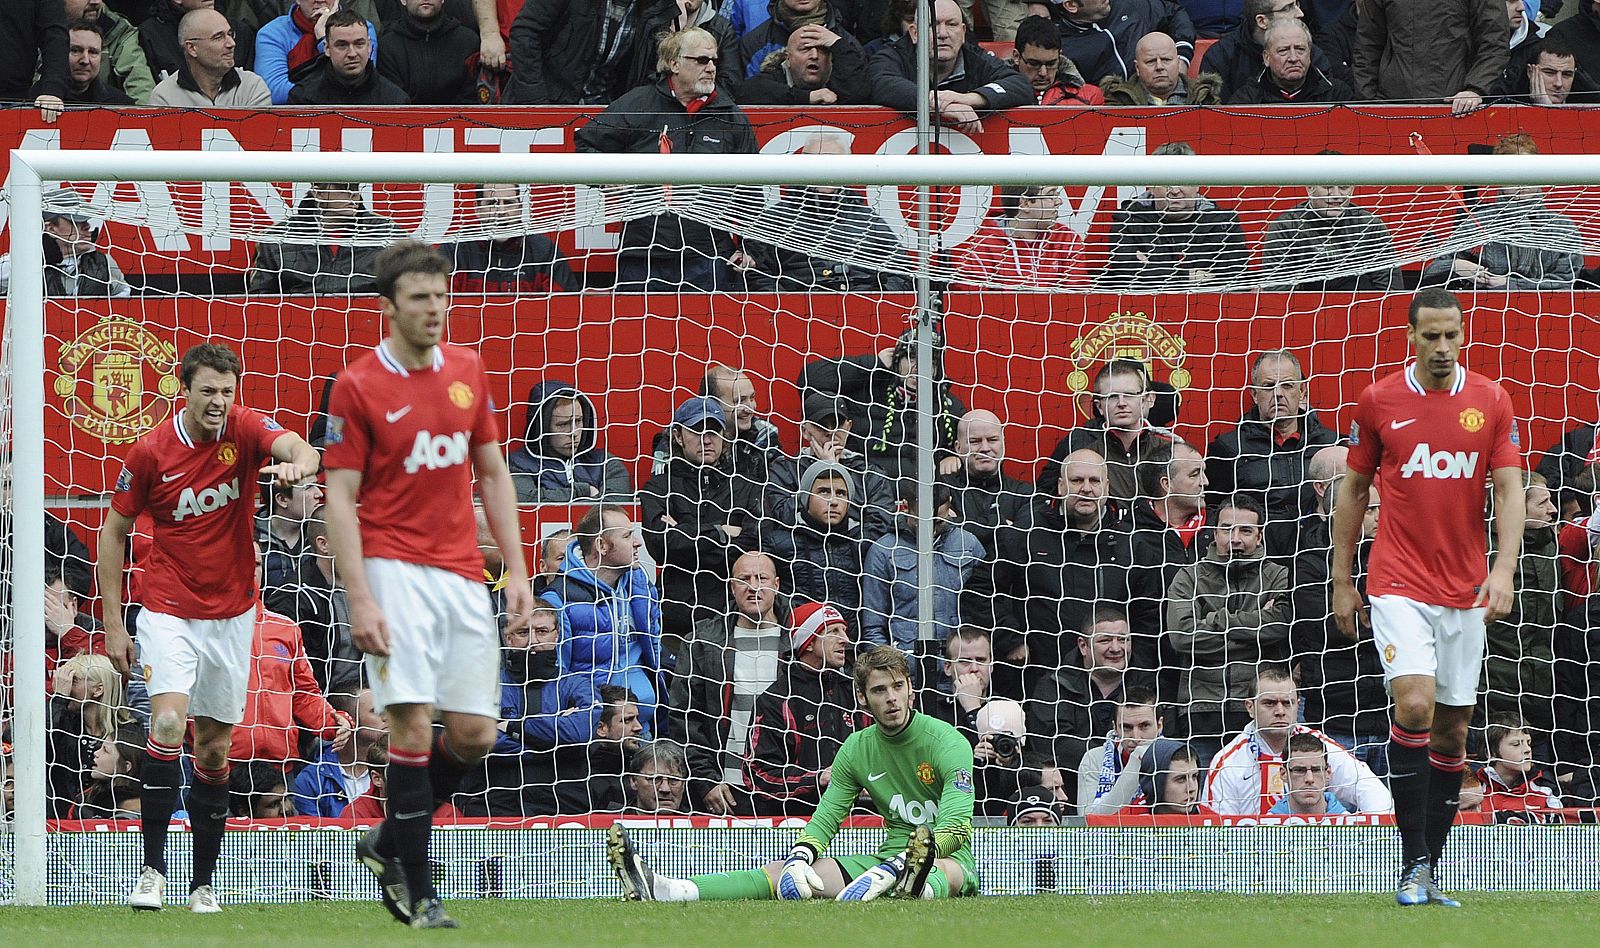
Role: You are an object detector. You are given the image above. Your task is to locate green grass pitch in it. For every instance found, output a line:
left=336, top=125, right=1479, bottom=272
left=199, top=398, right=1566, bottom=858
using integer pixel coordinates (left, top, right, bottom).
left=3, top=894, right=1600, bottom=946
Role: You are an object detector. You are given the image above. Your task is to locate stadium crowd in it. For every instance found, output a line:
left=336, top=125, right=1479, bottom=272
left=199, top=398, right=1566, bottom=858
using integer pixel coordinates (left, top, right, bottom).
left=24, top=338, right=1600, bottom=826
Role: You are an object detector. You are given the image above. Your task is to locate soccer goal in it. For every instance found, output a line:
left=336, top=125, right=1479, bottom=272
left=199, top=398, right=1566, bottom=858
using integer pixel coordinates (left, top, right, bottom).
left=6, top=146, right=1600, bottom=906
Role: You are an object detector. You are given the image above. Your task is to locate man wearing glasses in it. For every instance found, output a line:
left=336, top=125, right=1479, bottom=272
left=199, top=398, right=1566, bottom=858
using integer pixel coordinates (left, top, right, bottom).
left=1038, top=358, right=1174, bottom=513
left=1267, top=734, right=1352, bottom=815
left=1198, top=0, right=1339, bottom=101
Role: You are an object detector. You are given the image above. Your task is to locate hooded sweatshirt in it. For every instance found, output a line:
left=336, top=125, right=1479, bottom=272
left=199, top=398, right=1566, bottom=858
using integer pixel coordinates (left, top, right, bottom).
left=764, top=459, right=866, bottom=633
left=509, top=380, right=633, bottom=504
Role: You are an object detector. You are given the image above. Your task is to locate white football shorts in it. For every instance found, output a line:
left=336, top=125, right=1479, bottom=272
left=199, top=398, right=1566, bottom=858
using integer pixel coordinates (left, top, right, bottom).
left=136, top=606, right=255, bottom=724
left=362, top=557, right=499, bottom=719
left=1368, top=594, right=1486, bottom=707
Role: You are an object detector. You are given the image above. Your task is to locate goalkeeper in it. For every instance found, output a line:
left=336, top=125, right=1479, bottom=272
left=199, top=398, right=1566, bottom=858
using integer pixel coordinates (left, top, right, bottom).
left=610, top=645, right=979, bottom=901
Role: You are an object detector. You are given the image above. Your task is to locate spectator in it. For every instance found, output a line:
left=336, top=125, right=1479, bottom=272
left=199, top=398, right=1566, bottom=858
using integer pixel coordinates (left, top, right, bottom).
left=1353, top=0, right=1508, bottom=113
left=1114, top=741, right=1209, bottom=816
left=1103, top=142, right=1250, bottom=289
left=654, top=363, right=782, bottom=483
left=533, top=530, right=571, bottom=595
left=228, top=602, right=352, bottom=771
left=1228, top=17, right=1352, bottom=101
left=1009, top=14, right=1103, bottom=103
left=1547, top=0, right=1600, bottom=89
left=1200, top=0, right=1336, bottom=99
left=2, top=0, right=69, bottom=117
left=738, top=0, right=863, bottom=78
left=736, top=19, right=870, bottom=102
left=971, top=697, right=1030, bottom=815
left=48, top=654, right=136, bottom=818
left=1508, top=34, right=1597, bottom=103
left=71, top=723, right=148, bottom=819
left=0, top=189, right=130, bottom=299
left=798, top=327, right=967, bottom=481
left=625, top=741, right=693, bottom=815
left=1043, top=0, right=1197, bottom=83
left=1260, top=160, right=1403, bottom=292
left=1009, top=784, right=1066, bottom=825
left=737, top=137, right=912, bottom=293
left=264, top=506, right=364, bottom=695
left=1465, top=715, right=1563, bottom=818
left=1205, top=350, right=1341, bottom=559
left=985, top=448, right=1160, bottom=680
left=946, top=409, right=1031, bottom=559
left=285, top=10, right=407, bottom=103
left=62, top=18, right=136, bottom=104
left=1076, top=688, right=1165, bottom=814
left=641, top=397, right=764, bottom=638
left=508, top=381, right=633, bottom=505
left=256, top=478, right=325, bottom=600
left=1102, top=31, right=1222, bottom=103
left=1202, top=666, right=1391, bottom=814
left=1130, top=442, right=1209, bottom=611
left=1490, top=0, right=1545, bottom=96
left=229, top=760, right=293, bottom=818
left=541, top=505, right=666, bottom=736
left=376, top=0, right=477, bottom=102
left=136, top=0, right=210, bottom=80
left=1483, top=471, right=1560, bottom=759
left=257, top=0, right=380, bottom=104
left=1292, top=471, right=1390, bottom=774
left=860, top=479, right=986, bottom=661
left=768, top=393, right=897, bottom=540
left=861, top=0, right=915, bottom=52
left=867, top=0, right=1032, bottom=131
left=1024, top=607, right=1156, bottom=797
left=1038, top=358, right=1174, bottom=510
left=666, top=550, right=789, bottom=815
left=745, top=602, right=859, bottom=815
left=553, top=684, right=645, bottom=813
left=1178, top=0, right=1244, bottom=36
left=507, top=0, right=643, bottom=104
left=343, top=733, right=464, bottom=820
left=1266, top=733, right=1351, bottom=815
left=147, top=7, right=273, bottom=106
left=1421, top=134, right=1582, bottom=291
left=766, top=461, right=867, bottom=633
left=66, top=0, right=155, bottom=103
left=44, top=561, right=105, bottom=687
left=632, top=0, right=741, bottom=90
left=444, top=184, right=579, bottom=294
left=1164, top=495, right=1290, bottom=754
left=247, top=182, right=405, bottom=295
left=923, top=626, right=997, bottom=733
left=1537, top=421, right=1597, bottom=522
left=292, top=688, right=386, bottom=817
left=958, top=186, right=1090, bottom=288
left=573, top=27, right=758, bottom=292
left=46, top=512, right=93, bottom=606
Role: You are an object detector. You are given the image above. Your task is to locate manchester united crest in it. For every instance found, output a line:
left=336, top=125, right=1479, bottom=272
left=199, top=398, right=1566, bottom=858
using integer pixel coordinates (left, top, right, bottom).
left=916, top=761, right=935, bottom=785
left=1460, top=408, right=1486, bottom=432
left=1066, top=311, right=1189, bottom=408
left=54, top=317, right=179, bottom=444
left=448, top=381, right=474, bottom=410
left=1384, top=644, right=1398, bottom=663
left=216, top=442, right=237, bottom=465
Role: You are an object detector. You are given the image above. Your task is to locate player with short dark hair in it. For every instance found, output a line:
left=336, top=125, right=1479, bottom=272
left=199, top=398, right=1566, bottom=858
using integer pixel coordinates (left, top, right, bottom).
left=322, top=239, right=533, bottom=929
left=1332, top=288, right=1524, bottom=907
left=609, top=644, right=979, bottom=902
left=98, top=341, right=319, bottom=913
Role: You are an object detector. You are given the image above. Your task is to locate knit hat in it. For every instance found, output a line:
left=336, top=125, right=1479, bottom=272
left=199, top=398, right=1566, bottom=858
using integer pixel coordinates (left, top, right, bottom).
left=789, top=602, right=847, bottom=654
left=1009, top=785, right=1061, bottom=825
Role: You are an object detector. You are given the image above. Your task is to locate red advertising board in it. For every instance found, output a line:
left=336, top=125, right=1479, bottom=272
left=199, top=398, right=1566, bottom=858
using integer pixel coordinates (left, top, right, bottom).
left=4, top=105, right=1598, bottom=275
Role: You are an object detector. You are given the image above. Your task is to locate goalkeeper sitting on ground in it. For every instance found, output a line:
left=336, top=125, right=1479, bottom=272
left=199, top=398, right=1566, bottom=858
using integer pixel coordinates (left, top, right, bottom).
left=610, top=645, right=980, bottom=901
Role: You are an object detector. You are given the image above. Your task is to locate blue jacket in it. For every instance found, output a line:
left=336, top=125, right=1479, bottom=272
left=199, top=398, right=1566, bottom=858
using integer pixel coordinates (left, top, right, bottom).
left=255, top=13, right=379, bottom=104
left=860, top=517, right=986, bottom=650
left=1268, top=792, right=1351, bottom=815
left=539, top=539, right=665, bottom=734
left=495, top=661, right=604, bottom=755
left=291, top=744, right=360, bottom=818
left=719, top=0, right=773, bottom=35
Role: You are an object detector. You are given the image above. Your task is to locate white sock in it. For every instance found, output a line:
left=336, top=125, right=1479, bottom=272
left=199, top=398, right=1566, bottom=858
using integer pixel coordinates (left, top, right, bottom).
left=655, top=876, right=699, bottom=902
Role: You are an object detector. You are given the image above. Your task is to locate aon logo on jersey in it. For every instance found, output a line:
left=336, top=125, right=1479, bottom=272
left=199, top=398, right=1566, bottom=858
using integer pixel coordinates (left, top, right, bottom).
left=889, top=793, right=937, bottom=825
left=1399, top=444, right=1480, bottom=479
left=405, top=431, right=470, bottom=474
left=173, top=479, right=239, bottom=521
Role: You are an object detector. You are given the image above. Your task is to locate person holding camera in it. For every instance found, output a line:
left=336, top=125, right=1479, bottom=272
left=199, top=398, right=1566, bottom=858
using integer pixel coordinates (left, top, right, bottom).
left=970, top=698, right=1032, bottom=817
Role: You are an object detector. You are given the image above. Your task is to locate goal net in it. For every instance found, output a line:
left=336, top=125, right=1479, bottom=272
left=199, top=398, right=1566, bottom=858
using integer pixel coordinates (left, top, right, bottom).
left=6, top=135, right=1600, bottom=905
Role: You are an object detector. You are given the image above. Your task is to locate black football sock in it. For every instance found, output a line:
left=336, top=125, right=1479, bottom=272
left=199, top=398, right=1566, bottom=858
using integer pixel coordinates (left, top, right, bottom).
left=1425, top=749, right=1467, bottom=870
left=387, top=746, right=437, bottom=903
left=141, top=739, right=184, bottom=876
left=188, top=765, right=232, bottom=891
left=1387, top=724, right=1432, bottom=866
left=427, top=732, right=471, bottom=810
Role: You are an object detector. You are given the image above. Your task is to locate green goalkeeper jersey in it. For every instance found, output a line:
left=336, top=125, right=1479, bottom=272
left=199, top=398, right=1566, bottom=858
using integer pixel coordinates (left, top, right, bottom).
left=797, top=711, right=975, bottom=861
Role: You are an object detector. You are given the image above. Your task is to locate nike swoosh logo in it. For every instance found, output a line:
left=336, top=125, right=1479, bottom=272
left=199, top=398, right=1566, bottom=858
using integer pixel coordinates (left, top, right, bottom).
left=386, top=405, right=413, bottom=423
left=1390, top=419, right=1417, bottom=430
left=161, top=472, right=184, bottom=482
left=868, top=772, right=888, bottom=781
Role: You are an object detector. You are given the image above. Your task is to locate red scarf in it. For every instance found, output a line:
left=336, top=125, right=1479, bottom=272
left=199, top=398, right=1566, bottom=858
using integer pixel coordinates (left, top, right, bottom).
left=287, top=6, right=324, bottom=81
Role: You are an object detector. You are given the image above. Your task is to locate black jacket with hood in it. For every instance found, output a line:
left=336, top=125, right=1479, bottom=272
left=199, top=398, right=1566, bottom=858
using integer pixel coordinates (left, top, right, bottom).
left=763, top=459, right=866, bottom=633
left=509, top=381, right=633, bottom=505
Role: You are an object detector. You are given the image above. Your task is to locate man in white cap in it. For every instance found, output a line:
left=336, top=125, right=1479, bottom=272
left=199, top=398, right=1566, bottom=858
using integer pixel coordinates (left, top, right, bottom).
left=0, top=188, right=130, bottom=298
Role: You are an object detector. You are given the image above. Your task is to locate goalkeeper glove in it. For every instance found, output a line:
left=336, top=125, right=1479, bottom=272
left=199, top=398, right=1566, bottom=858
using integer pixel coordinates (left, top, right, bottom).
left=835, top=852, right=907, bottom=902
left=777, top=845, right=825, bottom=900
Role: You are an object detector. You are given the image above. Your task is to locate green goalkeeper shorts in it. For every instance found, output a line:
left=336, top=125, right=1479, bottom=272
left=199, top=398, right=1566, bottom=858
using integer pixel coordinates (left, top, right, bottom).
left=831, top=848, right=980, bottom=898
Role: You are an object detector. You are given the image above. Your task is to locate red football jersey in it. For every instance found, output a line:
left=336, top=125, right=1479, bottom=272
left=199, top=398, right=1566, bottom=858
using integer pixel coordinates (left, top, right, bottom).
left=111, top=406, right=289, bottom=619
left=322, top=341, right=500, bottom=581
left=1347, top=363, right=1521, bottom=607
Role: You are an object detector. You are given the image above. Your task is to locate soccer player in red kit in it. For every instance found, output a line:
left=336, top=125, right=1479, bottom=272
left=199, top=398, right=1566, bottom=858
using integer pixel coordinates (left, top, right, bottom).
left=97, top=343, right=320, bottom=913
left=1331, top=288, right=1524, bottom=907
left=321, top=240, right=533, bottom=929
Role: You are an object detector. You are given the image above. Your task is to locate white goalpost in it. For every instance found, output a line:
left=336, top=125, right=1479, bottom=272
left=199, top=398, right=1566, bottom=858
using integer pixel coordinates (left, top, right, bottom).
left=6, top=148, right=1600, bottom=906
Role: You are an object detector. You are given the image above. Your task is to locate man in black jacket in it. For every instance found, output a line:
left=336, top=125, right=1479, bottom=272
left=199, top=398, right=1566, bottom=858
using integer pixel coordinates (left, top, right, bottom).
left=263, top=508, right=364, bottom=695
left=575, top=26, right=758, bottom=292
left=443, top=184, right=580, bottom=294
left=737, top=21, right=870, bottom=103
left=377, top=0, right=478, bottom=103
left=286, top=10, right=410, bottom=103
left=1044, top=0, right=1195, bottom=83
left=947, top=409, right=1030, bottom=559
left=764, top=460, right=866, bottom=634
left=738, top=0, right=863, bottom=78
left=247, top=182, right=405, bottom=295
left=766, top=393, right=897, bottom=541
left=1037, top=358, right=1174, bottom=511
left=1102, top=142, right=1249, bottom=290
left=5, top=0, right=70, bottom=117
left=1227, top=18, right=1352, bottom=102
left=868, top=0, right=1032, bottom=131
left=1205, top=349, right=1342, bottom=560
left=64, top=19, right=136, bottom=103
left=1200, top=0, right=1336, bottom=99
